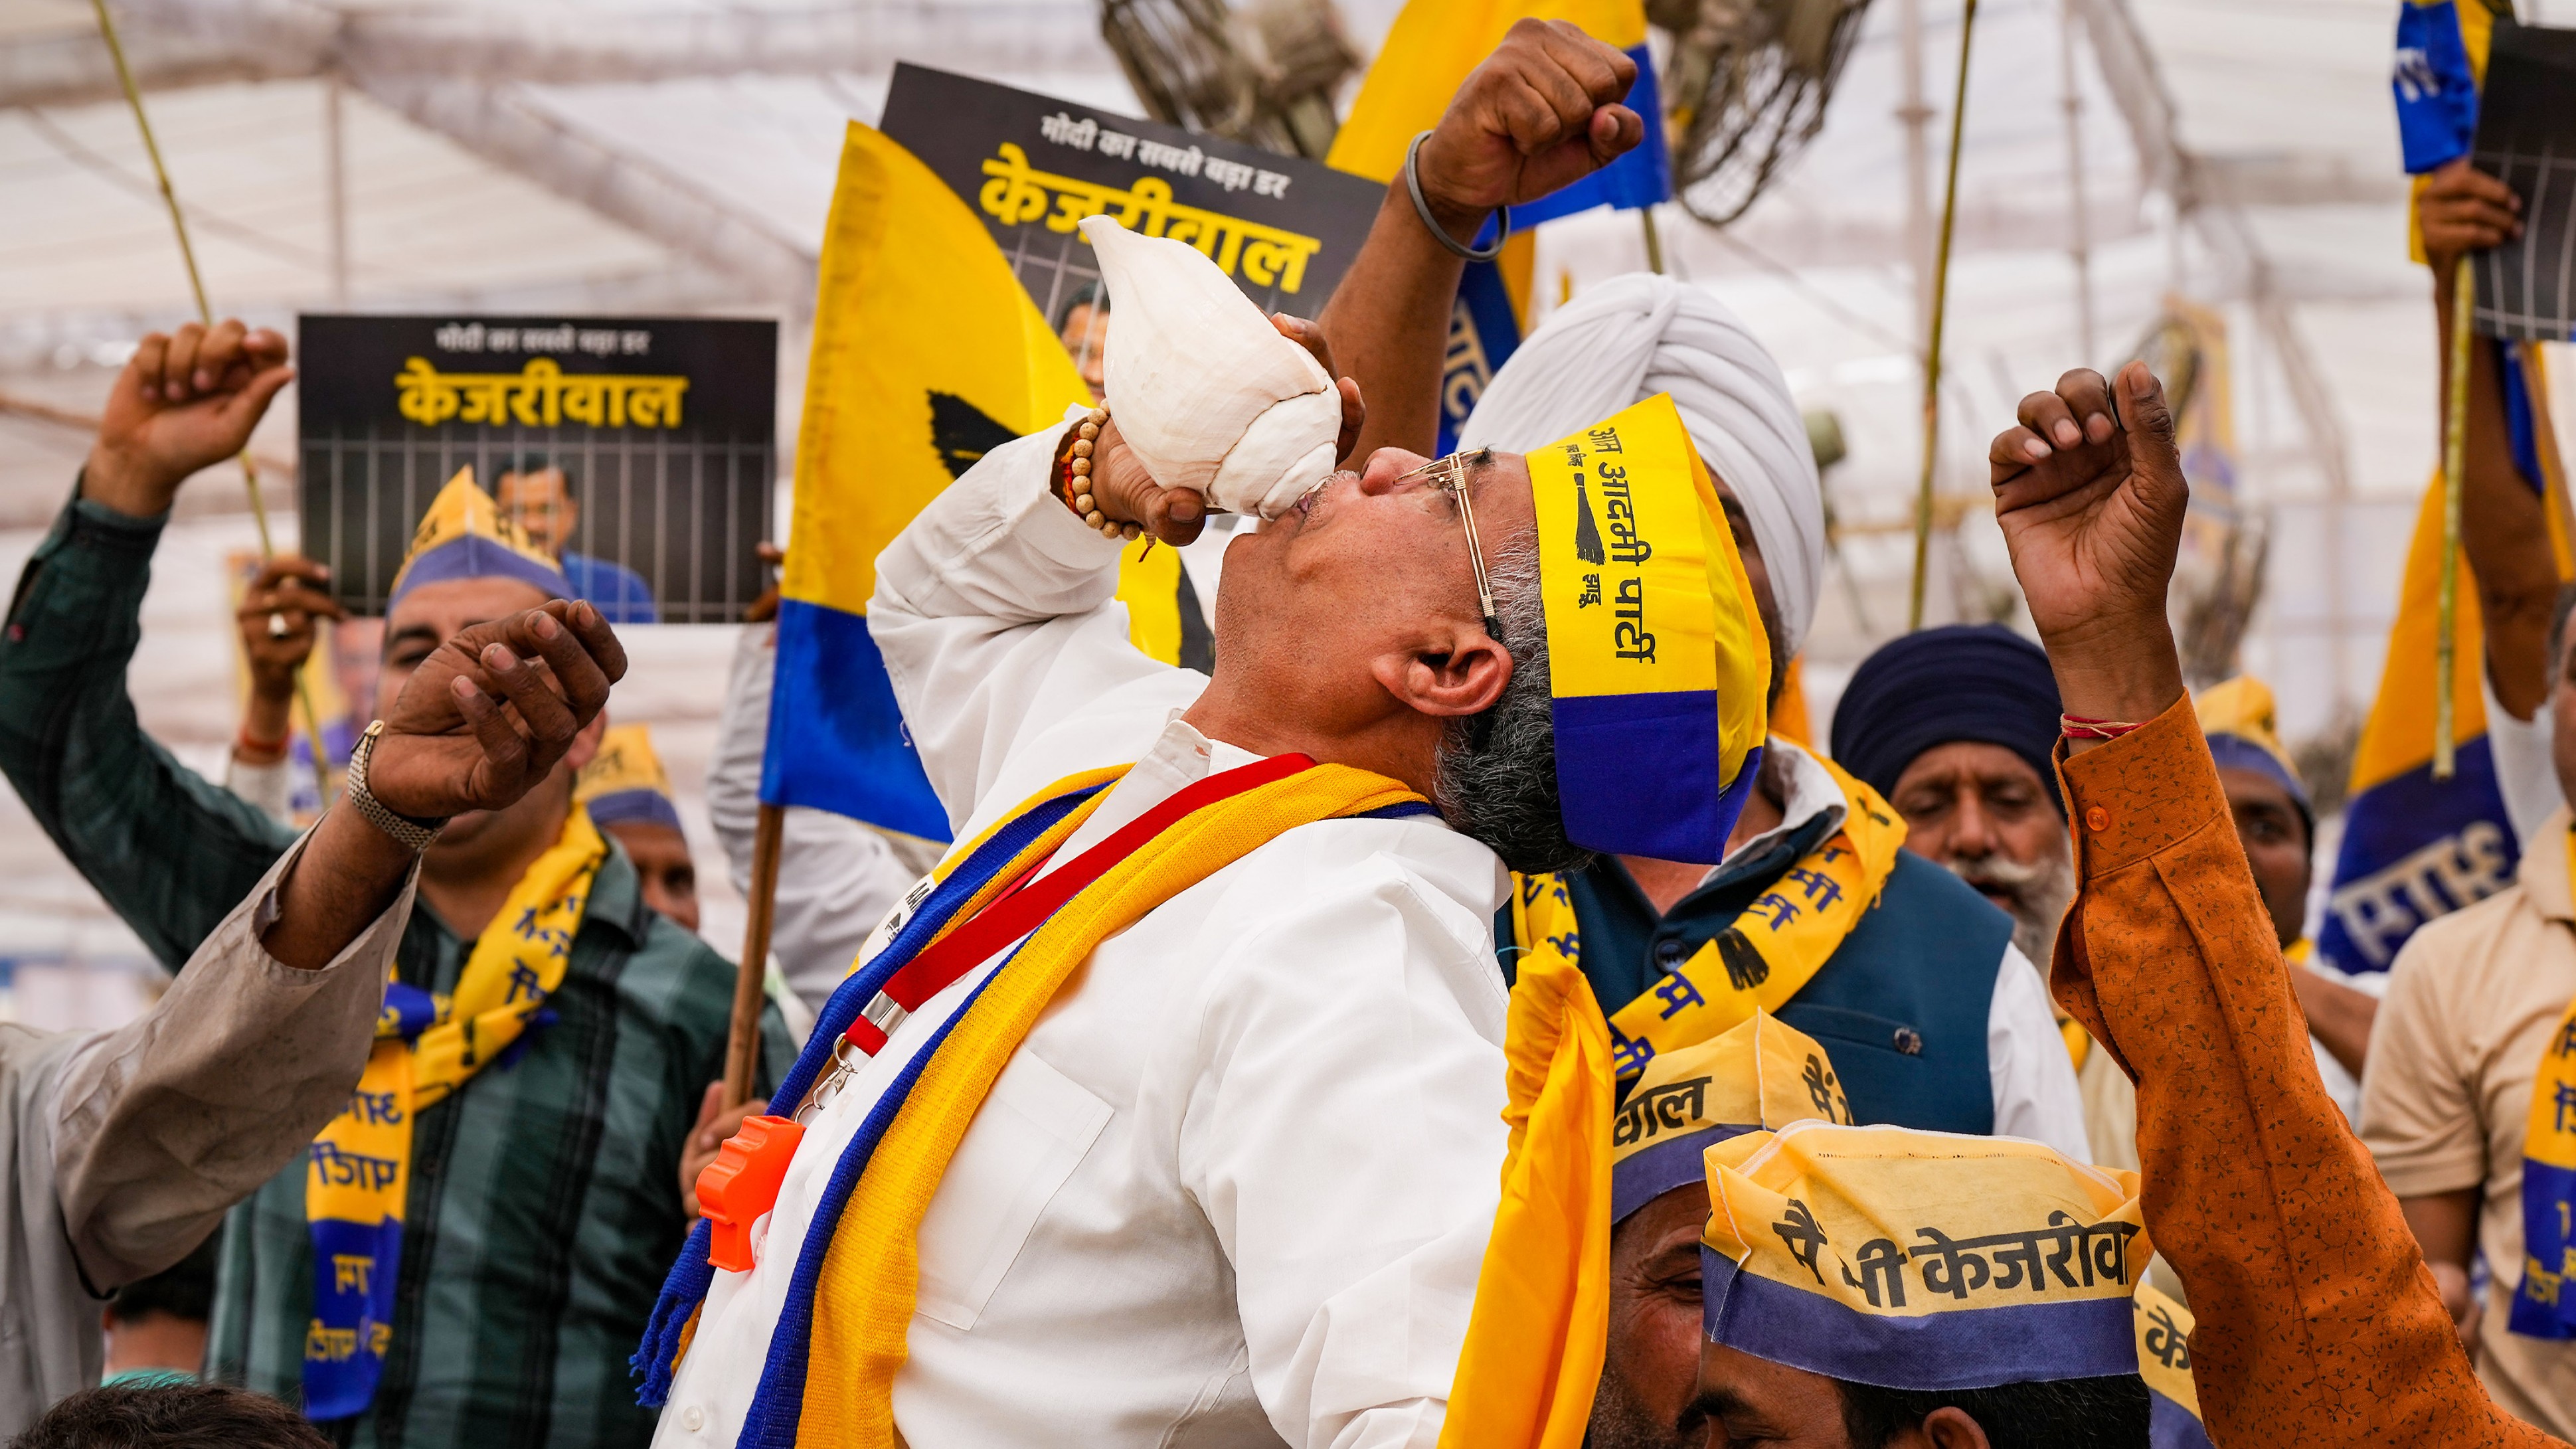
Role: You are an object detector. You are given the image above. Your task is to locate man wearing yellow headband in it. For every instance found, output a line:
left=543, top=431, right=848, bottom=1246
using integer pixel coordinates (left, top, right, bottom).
left=1691, top=1122, right=2164, bottom=1445
left=1600, top=1013, right=1855, bottom=1448
left=1314, top=29, right=2086, bottom=1159
left=641, top=205, right=1777, bottom=1436
left=0, top=323, right=789, bottom=1448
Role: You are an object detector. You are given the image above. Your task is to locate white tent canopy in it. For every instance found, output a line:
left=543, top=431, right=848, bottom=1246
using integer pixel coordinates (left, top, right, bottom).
left=0, top=0, right=2569, bottom=1002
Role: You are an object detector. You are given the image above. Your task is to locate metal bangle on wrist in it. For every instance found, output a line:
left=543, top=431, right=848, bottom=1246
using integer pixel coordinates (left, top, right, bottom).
left=1404, top=130, right=1509, bottom=264
left=345, top=720, right=448, bottom=853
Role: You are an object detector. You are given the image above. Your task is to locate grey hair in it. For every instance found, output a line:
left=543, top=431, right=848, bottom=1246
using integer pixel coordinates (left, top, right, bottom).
left=1432, top=535, right=1597, bottom=875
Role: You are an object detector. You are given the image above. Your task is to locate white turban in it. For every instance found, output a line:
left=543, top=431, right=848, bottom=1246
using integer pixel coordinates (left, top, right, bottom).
left=1459, top=274, right=1824, bottom=655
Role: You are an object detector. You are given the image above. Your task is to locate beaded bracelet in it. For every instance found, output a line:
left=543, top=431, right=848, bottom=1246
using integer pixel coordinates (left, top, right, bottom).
left=1059, top=406, right=1141, bottom=543
left=2060, top=714, right=2144, bottom=742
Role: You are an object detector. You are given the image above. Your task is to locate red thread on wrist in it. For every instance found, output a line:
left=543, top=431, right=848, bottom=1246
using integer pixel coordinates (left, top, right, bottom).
left=236, top=723, right=290, bottom=760
left=2060, top=714, right=2144, bottom=742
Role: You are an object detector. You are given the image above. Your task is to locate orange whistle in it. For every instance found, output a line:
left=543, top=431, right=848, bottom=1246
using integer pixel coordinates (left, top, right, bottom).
left=697, top=1114, right=806, bottom=1272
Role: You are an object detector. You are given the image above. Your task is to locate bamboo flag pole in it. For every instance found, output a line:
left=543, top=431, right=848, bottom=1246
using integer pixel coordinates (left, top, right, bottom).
left=723, top=804, right=786, bottom=1109
left=91, top=0, right=333, bottom=808
left=2435, top=252, right=2476, bottom=780
left=1907, top=0, right=1979, bottom=632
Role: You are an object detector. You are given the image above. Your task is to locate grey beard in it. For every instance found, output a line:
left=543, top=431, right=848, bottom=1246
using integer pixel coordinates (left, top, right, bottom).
left=1943, top=845, right=2077, bottom=965
left=1432, top=538, right=1594, bottom=876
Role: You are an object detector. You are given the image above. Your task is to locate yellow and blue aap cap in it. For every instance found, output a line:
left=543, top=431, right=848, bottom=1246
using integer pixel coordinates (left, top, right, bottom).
left=2132, top=1281, right=2211, bottom=1448
left=2194, top=675, right=2310, bottom=826
left=1700, top=1122, right=2150, bottom=1391
left=576, top=723, right=683, bottom=835
left=1529, top=393, right=1770, bottom=861
left=1612, top=1010, right=1849, bottom=1225
left=388, top=468, right=572, bottom=610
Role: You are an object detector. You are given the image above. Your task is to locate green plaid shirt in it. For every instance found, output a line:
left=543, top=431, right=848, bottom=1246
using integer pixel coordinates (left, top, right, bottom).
left=0, top=491, right=792, bottom=1447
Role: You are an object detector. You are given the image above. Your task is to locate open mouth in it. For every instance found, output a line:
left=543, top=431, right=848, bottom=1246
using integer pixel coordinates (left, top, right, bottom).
left=1292, top=470, right=1354, bottom=523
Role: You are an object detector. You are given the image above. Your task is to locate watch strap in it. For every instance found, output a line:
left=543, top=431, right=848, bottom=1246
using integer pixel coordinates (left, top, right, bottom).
left=346, top=721, right=448, bottom=853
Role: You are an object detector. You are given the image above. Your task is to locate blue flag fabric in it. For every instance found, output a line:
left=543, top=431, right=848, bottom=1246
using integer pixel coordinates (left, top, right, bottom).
left=2394, top=0, right=2481, bottom=174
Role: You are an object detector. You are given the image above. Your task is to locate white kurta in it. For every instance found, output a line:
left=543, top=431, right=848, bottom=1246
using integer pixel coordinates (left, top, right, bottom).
left=655, top=422, right=1511, bottom=1449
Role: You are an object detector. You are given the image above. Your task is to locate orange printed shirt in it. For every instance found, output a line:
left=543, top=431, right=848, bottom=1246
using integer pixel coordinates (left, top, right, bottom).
left=2053, top=697, right=2565, bottom=1448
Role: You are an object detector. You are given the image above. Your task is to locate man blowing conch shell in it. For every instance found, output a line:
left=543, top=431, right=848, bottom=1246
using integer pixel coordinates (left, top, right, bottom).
left=632, top=52, right=1764, bottom=1449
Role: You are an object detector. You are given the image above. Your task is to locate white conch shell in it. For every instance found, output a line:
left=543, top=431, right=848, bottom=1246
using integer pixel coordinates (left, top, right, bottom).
left=1078, top=216, right=1338, bottom=519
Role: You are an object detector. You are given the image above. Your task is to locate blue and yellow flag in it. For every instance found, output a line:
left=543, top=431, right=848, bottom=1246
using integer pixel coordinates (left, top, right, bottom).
left=767, top=124, right=1212, bottom=840
left=2316, top=473, right=2519, bottom=976
left=1329, top=0, right=1672, bottom=453
left=2323, top=9, right=2571, bottom=976
left=764, top=124, right=1096, bottom=840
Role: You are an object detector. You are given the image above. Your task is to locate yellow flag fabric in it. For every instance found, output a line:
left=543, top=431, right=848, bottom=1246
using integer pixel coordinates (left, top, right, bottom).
left=787, top=122, right=1093, bottom=618
left=1529, top=394, right=1771, bottom=862
left=770, top=123, right=1195, bottom=839
left=1113, top=537, right=1187, bottom=666
left=1436, top=941, right=1612, bottom=1449
left=2348, top=471, right=2491, bottom=796
left=1329, top=0, right=1647, bottom=183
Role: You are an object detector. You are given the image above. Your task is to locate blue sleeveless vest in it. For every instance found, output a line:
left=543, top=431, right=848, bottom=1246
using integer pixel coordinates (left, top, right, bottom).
left=1500, top=811, right=2012, bottom=1135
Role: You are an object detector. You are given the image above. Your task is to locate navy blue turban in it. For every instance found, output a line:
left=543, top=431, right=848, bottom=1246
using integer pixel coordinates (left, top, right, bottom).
left=1829, top=624, right=2065, bottom=817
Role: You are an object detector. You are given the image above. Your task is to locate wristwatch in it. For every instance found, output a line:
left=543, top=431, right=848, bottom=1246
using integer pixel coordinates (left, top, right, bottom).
left=345, top=721, right=449, bottom=853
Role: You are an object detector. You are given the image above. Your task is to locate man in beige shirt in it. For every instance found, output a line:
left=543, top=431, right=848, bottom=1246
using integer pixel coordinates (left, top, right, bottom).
left=0, top=317, right=636, bottom=1434
left=2366, top=804, right=2576, bottom=1436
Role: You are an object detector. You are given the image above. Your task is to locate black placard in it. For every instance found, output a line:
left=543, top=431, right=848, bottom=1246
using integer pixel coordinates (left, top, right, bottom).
left=2470, top=21, right=2576, bottom=343
left=297, top=315, right=776, bottom=623
left=878, top=62, right=1383, bottom=332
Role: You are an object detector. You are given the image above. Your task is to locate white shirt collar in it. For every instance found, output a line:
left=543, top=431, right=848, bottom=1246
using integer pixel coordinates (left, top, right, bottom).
left=1031, top=713, right=1264, bottom=871
left=1717, top=736, right=1847, bottom=869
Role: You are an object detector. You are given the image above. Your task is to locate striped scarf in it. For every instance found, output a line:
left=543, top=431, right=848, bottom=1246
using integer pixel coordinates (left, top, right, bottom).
left=1516, top=753, right=1904, bottom=1082
left=2515, top=822, right=2576, bottom=1337
left=305, top=805, right=605, bottom=1418
left=633, top=755, right=1427, bottom=1444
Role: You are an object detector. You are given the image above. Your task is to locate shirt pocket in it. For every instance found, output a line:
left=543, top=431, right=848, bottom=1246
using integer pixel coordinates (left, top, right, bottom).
left=913, top=1048, right=1114, bottom=1331
left=1776, top=1002, right=1928, bottom=1066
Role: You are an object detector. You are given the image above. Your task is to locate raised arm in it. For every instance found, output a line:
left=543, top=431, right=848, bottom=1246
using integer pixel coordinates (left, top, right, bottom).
left=2422, top=159, right=2555, bottom=721
left=56, top=595, right=628, bottom=1285
left=0, top=321, right=302, bottom=968
left=1316, top=21, right=1643, bottom=460
left=866, top=420, right=1183, bottom=829
left=1990, top=363, right=2559, bottom=1447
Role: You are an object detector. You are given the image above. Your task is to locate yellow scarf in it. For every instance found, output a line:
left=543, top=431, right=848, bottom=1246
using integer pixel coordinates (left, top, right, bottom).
left=1436, top=946, right=1614, bottom=1449
left=2515, top=829, right=2576, bottom=1337
left=303, top=805, right=606, bottom=1418
left=781, top=762, right=1425, bottom=1444
left=1515, top=753, right=1905, bottom=1080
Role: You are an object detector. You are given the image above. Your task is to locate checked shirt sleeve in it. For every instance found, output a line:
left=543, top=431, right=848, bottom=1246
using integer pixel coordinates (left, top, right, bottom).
left=0, top=487, right=296, bottom=971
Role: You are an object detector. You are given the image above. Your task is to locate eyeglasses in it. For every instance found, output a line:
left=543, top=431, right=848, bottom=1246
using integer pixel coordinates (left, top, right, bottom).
left=1393, top=448, right=1502, bottom=638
